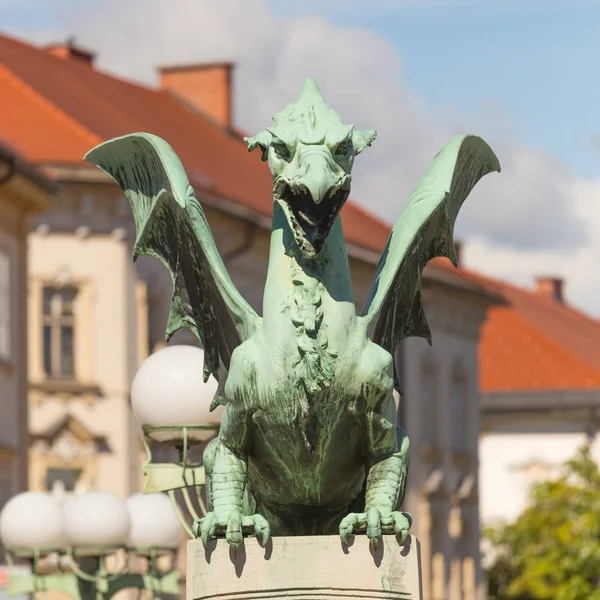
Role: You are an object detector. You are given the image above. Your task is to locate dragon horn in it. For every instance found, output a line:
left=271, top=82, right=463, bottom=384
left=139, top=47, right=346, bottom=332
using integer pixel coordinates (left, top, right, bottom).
left=298, top=77, right=325, bottom=103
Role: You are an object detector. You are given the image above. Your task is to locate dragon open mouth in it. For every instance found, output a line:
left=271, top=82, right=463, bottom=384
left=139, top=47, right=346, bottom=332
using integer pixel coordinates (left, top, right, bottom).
left=279, top=182, right=349, bottom=258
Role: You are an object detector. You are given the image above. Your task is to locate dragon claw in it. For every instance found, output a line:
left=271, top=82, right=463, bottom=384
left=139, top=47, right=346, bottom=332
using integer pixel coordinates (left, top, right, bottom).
left=225, top=511, right=244, bottom=548
left=366, top=507, right=382, bottom=547
left=392, top=511, right=412, bottom=544
left=199, top=512, right=217, bottom=548
left=196, top=511, right=271, bottom=549
left=339, top=512, right=358, bottom=545
left=339, top=509, right=412, bottom=548
left=249, top=514, right=271, bottom=547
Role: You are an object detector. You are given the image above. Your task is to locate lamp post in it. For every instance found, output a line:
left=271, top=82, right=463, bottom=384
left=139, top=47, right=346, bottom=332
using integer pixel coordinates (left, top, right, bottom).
left=0, top=344, right=220, bottom=598
left=131, top=345, right=222, bottom=538
left=0, top=490, right=181, bottom=599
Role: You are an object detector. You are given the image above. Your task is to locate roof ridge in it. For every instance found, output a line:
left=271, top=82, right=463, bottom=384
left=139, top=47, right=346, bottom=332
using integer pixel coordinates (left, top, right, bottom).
left=0, top=62, right=102, bottom=155
left=343, top=200, right=392, bottom=229
left=3, top=30, right=159, bottom=95
left=460, top=264, right=597, bottom=317
left=162, top=88, right=243, bottom=142
left=457, top=266, right=524, bottom=294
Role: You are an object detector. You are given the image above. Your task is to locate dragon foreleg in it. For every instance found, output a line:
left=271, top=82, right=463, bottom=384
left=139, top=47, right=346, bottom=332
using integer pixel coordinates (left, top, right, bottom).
left=365, top=427, right=410, bottom=512
left=198, top=438, right=269, bottom=549
left=340, top=428, right=411, bottom=547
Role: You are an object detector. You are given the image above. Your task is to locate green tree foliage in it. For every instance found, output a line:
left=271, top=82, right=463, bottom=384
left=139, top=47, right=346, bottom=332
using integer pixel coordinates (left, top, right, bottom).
left=484, top=444, right=600, bottom=600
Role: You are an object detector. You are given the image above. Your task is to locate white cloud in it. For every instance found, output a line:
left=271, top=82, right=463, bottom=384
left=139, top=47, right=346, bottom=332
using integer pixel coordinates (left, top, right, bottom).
left=5, top=0, right=599, bottom=315
left=465, top=178, right=600, bottom=314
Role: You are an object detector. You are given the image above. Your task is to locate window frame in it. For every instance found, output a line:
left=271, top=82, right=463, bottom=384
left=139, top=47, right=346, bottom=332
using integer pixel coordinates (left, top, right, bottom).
left=450, top=366, right=469, bottom=454
left=420, top=360, right=439, bottom=448
left=42, top=285, right=78, bottom=380
left=44, top=467, right=83, bottom=494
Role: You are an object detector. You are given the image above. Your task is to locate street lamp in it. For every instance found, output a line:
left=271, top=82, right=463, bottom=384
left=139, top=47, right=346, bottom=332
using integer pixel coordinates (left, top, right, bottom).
left=0, top=492, right=66, bottom=556
left=131, top=345, right=222, bottom=538
left=0, top=491, right=181, bottom=599
left=126, top=492, right=182, bottom=551
left=64, top=491, right=131, bottom=549
left=0, top=344, right=218, bottom=597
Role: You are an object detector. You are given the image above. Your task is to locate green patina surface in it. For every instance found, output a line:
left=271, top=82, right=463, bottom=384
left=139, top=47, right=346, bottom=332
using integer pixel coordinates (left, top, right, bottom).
left=84, top=78, right=500, bottom=551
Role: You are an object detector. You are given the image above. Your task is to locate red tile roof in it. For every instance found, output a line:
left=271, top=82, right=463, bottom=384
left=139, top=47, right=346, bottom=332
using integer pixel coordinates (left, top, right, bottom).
left=6, top=35, right=595, bottom=394
left=0, top=32, right=506, bottom=302
left=7, top=33, right=515, bottom=322
left=461, top=269, right=600, bottom=392
left=0, top=32, right=398, bottom=254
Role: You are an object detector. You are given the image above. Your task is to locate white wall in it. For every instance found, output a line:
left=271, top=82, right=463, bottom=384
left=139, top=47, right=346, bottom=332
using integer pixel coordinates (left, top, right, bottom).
left=479, top=418, right=598, bottom=525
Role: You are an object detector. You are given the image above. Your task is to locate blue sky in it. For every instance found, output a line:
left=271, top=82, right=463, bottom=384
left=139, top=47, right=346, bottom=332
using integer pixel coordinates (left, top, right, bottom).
left=270, top=0, right=600, bottom=180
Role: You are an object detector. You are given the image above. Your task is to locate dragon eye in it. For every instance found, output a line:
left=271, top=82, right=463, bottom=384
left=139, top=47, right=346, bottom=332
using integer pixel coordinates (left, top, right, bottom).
left=334, top=141, right=350, bottom=157
left=272, top=142, right=291, bottom=161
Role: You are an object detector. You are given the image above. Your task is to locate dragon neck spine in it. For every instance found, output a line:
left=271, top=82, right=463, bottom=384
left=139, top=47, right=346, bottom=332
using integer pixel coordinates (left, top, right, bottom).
left=289, top=258, right=337, bottom=398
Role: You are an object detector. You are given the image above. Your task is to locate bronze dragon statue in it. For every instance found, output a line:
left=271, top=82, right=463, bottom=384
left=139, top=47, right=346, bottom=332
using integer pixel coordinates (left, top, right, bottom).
left=85, top=78, right=500, bottom=551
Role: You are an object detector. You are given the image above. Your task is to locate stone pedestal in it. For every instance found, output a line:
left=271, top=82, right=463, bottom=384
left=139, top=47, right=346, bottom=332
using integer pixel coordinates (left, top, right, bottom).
left=188, top=535, right=423, bottom=600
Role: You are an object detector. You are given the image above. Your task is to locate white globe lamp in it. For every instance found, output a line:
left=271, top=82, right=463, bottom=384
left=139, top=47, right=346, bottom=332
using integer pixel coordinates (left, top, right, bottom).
left=63, top=492, right=131, bottom=553
left=126, top=493, right=182, bottom=551
left=131, top=345, right=222, bottom=444
left=0, top=492, right=66, bottom=555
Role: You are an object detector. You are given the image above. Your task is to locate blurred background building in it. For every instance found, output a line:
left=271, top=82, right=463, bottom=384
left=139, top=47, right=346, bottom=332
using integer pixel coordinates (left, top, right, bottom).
left=0, top=145, right=55, bottom=599
left=477, top=274, right=600, bottom=527
left=0, top=145, right=55, bottom=517
left=400, top=257, right=504, bottom=600
left=2, top=30, right=594, bottom=600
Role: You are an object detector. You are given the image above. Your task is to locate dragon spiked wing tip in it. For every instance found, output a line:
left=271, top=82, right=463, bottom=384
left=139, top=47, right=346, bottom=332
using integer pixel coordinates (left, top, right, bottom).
left=84, top=132, right=260, bottom=387
left=362, top=133, right=500, bottom=371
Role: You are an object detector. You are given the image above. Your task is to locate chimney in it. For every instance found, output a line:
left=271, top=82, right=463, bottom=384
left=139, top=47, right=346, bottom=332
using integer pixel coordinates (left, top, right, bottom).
left=453, top=240, right=462, bottom=266
left=159, top=62, right=234, bottom=129
left=45, top=37, right=95, bottom=66
left=535, top=276, right=564, bottom=304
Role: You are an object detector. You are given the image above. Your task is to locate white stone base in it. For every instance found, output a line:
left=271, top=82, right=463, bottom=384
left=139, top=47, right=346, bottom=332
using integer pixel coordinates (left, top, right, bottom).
left=188, top=535, right=422, bottom=600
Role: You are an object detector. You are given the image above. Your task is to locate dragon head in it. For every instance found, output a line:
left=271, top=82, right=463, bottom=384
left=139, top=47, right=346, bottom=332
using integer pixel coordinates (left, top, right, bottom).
left=245, top=78, right=376, bottom=258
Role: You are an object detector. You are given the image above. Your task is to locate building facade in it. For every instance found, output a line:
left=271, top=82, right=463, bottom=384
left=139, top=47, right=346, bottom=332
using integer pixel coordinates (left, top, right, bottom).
left=0, top=146, right=55, bottom=545
left=401, top=264, right=504, bottom=600
left=0, top=32, right=502, bottom=600
left=476, top=274, right=600, bottom=530
left=0, top=147, right=54, bottom=505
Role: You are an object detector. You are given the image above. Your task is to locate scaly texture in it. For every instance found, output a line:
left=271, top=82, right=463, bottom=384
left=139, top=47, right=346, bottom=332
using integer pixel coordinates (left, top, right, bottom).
left=289, top=260, right=337, bottom=396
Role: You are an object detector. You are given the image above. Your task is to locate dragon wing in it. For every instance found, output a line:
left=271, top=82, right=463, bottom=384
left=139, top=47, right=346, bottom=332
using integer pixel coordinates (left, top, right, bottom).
left=361, top=134, right=500, bottom=369
left=85, top=133, right=260, bottom=387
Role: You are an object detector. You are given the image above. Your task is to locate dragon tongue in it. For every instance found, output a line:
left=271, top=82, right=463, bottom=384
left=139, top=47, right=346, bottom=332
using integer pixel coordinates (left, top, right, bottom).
left=299, top=211, right=318, bottom=226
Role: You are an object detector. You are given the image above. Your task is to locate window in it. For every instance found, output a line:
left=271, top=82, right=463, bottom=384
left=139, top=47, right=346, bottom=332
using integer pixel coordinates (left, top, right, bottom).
left=451, top=372, right=468, bottom=452
left=420, top=364, right=438, bottom=446
left=45, top=468, right=82, bottom=493
left=0, top=251, right=9, bottom=361
left=42, top=286, right=77, bottom=379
